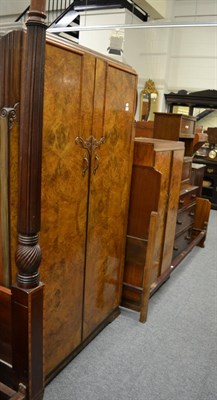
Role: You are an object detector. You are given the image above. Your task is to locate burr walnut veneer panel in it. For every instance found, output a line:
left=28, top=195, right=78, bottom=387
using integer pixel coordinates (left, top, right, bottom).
left=84, top=64, right=136, bottom=339
left=40, top=41, right=88, bottom=375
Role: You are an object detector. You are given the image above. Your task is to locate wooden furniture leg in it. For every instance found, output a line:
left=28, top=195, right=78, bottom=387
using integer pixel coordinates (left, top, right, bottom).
left=140, top=211, right=158, bottom=323
left=193, top=197, right=211, bottom=248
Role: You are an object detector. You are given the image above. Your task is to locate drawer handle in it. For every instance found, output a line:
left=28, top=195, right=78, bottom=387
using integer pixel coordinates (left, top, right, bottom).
left=177, top=219, right=182, bottom=225
left=191, top=194, right=196, bottom=198
left=93, top=154, right=100, bottom=175
left=179, top=199, right=184, bottom=204
left=82, top=155, right=89, bottom=176
left=207, top=168, right=214, bottom=173
left=185, top=125, right=189, bottom=129
left=189, top=212, right=195, bottom=217
left=173, top=246, right=178, bottom=251
left=185, top=235, right=191, bottom=241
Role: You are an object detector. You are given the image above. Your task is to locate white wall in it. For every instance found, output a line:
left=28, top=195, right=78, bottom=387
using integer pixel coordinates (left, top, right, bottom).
left=129, top=0, right=217, bottom=111
left=79, top=9, right=127, bottom=56
left=79, top=0, right=217, bottom=116
left=196, top=110, right=217, bottom=129
left=0, top=0, right=29, bottom=22
left=167, top=0, right=217, bottom=92
left=136, top=0, right=170, bottom=19
left=78, top=8, right=172, bottom=116
left=123, top=14, right=171, bottom=116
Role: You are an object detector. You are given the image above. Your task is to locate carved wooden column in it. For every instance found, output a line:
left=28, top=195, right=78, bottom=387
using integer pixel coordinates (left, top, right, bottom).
left=11, top=1, right=47, bottom=399
left=15, top=0, right=47, bottom=288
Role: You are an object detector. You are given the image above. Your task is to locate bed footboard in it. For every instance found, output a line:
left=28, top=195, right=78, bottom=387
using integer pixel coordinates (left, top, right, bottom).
left=0, top=284, right=44, bottom=400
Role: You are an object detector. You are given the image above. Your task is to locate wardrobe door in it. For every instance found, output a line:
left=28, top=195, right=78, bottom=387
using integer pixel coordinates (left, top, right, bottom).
left=40, top=41, right=95, bottom=375
left=83, top=60, right=137, bottom=339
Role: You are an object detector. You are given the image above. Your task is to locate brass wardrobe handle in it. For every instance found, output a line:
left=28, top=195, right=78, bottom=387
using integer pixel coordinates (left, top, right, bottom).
left=75, top=135, right=105, bottom=176
left=82, top=155, right=89, bottom=176
left=75, top=136, right=92, bottom=154
left=93, top=154, right=100, bottom=175
left=92, top=136, right=106, bottom=150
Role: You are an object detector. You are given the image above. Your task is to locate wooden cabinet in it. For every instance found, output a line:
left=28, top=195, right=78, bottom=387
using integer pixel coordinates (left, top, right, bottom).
left=153, top=113, right=211, bottom=268
left=173, top=161, right=210, bottom=268
left=153, top=112, right=196, bottom=156
left=173, top=182, right=198, bottom=260
left=1, top=30, right=137, bottom=378
left=121, top=138, right=184, bottom=322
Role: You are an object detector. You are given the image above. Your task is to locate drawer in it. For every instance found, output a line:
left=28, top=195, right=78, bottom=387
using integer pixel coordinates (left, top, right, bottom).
left=173, top=228, right=192, bottom=258
left=179, top=187, right=198, bottom=209
left=176, top=204, right=195, bottom=235
left=180, top=117, right=195, bottom=137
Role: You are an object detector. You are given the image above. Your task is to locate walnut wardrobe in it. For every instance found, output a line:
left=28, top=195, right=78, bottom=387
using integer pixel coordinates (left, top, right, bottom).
left=0, top=26, right=137, bottom=385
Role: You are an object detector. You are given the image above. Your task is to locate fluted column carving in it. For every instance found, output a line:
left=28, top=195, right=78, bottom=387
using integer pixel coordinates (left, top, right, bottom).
left=15, top=0, right=47, bottom=288
left=0, top=106, right=17, bottom=287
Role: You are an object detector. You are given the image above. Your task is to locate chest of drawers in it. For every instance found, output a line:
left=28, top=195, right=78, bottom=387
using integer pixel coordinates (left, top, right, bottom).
left=153, top=112, right=211, bottom=269
left=153, top=113, right=196, bottom=156
left=173, top=183, right=198, bottom=260
left=172, top=166, right=210, bottom=269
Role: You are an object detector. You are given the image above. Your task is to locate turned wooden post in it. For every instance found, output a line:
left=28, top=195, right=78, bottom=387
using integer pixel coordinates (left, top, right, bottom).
left=15, top=0, right=47, bottom=288
left=11, top=2, right=47, bottom=399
